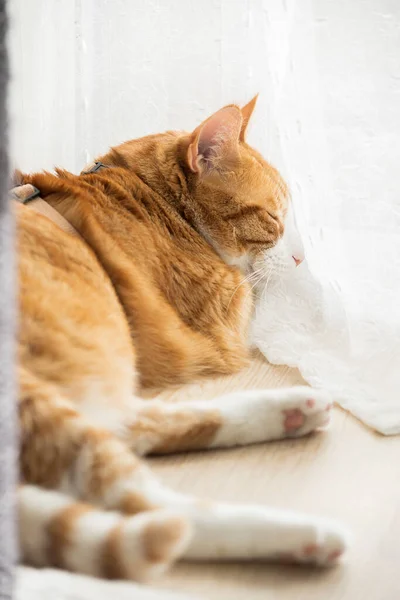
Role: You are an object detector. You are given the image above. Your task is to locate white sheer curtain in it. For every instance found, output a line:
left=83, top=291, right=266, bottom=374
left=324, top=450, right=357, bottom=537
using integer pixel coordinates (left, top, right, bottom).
left=10, top=0, right=400, bottom=433
left=252, top=0, right=400, bottom=434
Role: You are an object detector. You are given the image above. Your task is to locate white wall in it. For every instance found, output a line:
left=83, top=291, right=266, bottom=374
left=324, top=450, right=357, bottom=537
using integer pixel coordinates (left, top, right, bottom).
left=10, top=0, right=290, bottom=174
left=10, top=1, right=79, bottom=171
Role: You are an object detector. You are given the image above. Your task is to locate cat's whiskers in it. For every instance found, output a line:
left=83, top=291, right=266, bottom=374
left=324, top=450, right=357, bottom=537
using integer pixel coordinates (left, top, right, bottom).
left=247, top=272, right=266, bottom=301
left=226, top=266, right=264, bottom=313
left=232, top=271, right=266, bottom=334
left=260, top=268, right=275, bottom=301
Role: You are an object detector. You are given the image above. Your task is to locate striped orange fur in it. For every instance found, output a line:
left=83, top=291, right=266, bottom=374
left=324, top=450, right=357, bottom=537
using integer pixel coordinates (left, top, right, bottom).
left=17, top=98, right=349, bottom=582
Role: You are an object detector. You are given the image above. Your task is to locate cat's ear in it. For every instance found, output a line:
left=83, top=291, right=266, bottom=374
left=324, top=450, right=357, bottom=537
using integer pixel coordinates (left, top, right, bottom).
left=239, top=94, right=258, bottom=142
left=187, top=105, right=243, bottom=173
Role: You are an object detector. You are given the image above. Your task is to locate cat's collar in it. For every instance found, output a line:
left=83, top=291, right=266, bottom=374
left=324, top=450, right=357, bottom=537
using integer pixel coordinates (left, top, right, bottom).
left=80, top=160, right=110, bottom=175
left=10, top=161, right=112, bottom=238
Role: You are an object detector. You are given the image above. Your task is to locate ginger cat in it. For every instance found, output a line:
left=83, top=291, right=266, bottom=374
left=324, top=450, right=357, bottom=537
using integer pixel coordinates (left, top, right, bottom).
left=17, top=96, right=348, bottom=582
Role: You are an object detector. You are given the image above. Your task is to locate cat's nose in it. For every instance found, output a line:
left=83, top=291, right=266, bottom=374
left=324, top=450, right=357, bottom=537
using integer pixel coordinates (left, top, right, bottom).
left=292, top=255, right=303, bottom=267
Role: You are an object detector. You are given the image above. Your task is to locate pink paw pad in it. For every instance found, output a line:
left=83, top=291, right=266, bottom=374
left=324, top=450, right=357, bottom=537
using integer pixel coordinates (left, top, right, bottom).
left=306, top=399, right=315, bottom=409
left=328, top=549, right=344, bottom=562
left=284, top=408, right=305, bottom=432
left=303, top=543, right=320, bottom=557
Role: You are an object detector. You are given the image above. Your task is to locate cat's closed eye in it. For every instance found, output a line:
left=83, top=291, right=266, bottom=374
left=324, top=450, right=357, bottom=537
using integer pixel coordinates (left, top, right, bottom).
left=266, top=210, right=279, bottom=222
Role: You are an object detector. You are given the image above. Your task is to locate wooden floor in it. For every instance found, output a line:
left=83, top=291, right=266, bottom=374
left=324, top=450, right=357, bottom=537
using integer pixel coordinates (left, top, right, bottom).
left=146, top=352, right=400, bottom=600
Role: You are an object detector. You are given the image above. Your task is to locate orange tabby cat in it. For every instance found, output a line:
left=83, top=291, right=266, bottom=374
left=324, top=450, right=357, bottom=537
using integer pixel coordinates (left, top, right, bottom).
left=17, top=96, right=348, bottom=582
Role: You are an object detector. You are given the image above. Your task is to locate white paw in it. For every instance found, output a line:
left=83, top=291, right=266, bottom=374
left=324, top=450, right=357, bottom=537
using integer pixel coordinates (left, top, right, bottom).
left=273, top=518, right=350, bottom=567
left=274, top=387, right=333, bottom=439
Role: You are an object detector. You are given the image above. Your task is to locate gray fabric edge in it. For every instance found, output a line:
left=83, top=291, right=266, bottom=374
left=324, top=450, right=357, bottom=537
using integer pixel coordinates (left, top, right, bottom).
left=0, top=0, right=17, bottom=598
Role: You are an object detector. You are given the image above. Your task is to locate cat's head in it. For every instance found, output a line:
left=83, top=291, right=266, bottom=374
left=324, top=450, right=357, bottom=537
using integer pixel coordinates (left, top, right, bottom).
left=181, top=96, right=304, bottom=289
left=117, top=96, right=303, bottom=288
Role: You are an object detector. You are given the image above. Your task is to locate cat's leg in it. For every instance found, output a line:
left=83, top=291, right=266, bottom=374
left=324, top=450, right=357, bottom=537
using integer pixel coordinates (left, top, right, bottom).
left=19, top=484, right=191, bottom=581
left=77, top=393, right=348, bottom=566
left=19, top=377, right=192, bottom=579
left=47, top=403, right=348, bottom=567
left=74, top=429, right=348, bottom=567
left=75, top=439, right=348, bottom=567
left=115, top=387, right=333, bottom=455
left=21, top=378, right=348, bottom=568
left=143, top=489, right=350, bottom=566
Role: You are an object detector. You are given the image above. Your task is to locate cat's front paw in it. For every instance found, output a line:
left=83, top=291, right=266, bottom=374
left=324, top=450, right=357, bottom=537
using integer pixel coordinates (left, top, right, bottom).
left=276, top=387, right=333, bottom=438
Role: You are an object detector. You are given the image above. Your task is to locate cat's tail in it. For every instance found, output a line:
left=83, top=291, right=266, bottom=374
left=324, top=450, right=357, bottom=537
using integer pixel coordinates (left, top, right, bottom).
left=18, top=484, right=192, bottom=581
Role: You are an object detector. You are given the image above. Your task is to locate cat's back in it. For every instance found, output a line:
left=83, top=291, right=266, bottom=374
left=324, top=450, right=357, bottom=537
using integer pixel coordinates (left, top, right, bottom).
left=17, top=202, right=134, bottom=399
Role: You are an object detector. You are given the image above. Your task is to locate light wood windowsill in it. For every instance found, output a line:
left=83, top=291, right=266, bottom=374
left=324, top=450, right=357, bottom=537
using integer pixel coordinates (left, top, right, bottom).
left=146, top=352, right=400, bottom=600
